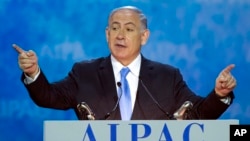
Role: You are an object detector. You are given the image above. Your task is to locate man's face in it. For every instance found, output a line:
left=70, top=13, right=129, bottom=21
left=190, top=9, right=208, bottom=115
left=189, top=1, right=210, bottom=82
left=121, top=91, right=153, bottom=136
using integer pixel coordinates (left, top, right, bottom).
left=106, top=9, right=149, bottom=66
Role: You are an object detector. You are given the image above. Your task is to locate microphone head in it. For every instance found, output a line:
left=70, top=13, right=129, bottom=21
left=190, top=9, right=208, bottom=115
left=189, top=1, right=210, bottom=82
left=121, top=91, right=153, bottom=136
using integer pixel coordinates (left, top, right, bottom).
left=117, top=82, right=121, bottom=87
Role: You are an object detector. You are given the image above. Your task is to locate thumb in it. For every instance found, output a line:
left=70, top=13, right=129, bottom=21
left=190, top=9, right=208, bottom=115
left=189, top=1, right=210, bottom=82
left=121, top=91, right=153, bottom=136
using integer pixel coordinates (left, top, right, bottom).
left=26, top=50, right=36, bottom=57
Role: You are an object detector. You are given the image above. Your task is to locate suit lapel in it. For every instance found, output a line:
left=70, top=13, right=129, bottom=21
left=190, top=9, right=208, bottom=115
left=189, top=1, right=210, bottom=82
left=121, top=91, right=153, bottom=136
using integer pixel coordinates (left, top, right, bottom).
left=131, top=56, right=157, bottom=119
left=98, top=56, right=121, bottom=119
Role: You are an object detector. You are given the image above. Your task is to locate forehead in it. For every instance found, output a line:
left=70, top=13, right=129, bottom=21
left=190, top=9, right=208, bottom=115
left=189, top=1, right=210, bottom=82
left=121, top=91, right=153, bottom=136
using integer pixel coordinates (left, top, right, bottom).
left=109, top=9, right=141, bottom=24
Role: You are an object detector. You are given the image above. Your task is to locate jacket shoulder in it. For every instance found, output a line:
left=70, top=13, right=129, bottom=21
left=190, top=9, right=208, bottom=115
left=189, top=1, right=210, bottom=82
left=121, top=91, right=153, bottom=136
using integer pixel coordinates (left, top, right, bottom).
left=143, top=57, right=178, bottom=72
left=73, top=57, right=109, bottom=70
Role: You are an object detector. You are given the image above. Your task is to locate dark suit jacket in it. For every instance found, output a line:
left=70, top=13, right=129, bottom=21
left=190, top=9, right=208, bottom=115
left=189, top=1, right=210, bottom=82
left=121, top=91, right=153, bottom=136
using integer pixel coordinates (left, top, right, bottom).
left=22, top=55, right=234, bottom=120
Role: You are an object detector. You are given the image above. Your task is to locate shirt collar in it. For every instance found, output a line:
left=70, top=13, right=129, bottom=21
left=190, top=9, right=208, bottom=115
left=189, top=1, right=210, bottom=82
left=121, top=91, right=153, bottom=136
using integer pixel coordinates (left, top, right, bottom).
left=111, top=54, right=141, bottom=78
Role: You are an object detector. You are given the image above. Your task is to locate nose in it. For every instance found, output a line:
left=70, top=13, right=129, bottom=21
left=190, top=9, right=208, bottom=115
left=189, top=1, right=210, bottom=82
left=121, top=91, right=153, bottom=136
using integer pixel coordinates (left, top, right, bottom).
left=116, top=29, right=125, bottom=40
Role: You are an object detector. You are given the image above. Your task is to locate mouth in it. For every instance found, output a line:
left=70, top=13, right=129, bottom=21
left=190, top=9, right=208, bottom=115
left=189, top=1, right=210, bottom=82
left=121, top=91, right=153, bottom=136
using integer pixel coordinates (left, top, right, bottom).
left=115, top=43, right=126, bottom=48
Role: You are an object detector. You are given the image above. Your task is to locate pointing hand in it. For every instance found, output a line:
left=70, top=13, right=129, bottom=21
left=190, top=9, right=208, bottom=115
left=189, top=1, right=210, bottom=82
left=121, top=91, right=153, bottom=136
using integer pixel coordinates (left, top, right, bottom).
left=215, top=64, right=237, bottom=97
left=13, top=44, right=39, bottom=78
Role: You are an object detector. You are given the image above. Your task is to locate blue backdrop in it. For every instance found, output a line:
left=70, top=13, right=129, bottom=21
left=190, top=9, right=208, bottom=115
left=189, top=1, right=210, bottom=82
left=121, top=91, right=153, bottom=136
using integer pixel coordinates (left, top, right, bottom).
left=1, top=0, right=250, bottom=140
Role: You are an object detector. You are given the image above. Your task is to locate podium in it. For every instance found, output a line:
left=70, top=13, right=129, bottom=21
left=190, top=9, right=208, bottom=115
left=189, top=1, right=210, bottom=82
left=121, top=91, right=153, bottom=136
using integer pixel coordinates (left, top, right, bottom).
left=44, top=120, right=238, bottom=141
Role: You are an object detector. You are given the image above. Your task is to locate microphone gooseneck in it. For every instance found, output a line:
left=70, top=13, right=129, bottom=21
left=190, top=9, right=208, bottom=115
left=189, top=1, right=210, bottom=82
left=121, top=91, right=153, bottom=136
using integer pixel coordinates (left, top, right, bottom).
left=103, top=82, right=123, bottom=120
left=139, top=79, right=173, bottom=119
left=128, top=70, right=173, bottom=120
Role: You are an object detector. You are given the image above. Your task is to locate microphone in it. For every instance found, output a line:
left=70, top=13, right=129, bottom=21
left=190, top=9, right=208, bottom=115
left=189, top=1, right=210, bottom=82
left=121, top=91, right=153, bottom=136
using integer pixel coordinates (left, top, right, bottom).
left=173, top=101, right=193, bottom=120
left=77, top=102, right=95, bottom=120
left=139, top=78, right=173, bottom=119
left=128, top=70, right=173, bottom=119
left=102, top=82, right=122, bottom=120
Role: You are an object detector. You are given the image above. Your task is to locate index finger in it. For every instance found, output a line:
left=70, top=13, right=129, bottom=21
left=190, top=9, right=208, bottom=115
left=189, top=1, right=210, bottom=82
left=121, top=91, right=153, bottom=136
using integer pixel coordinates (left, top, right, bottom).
left=222, top=64, right=235, bottom=74
left=12, top=44, right=25, bottom=54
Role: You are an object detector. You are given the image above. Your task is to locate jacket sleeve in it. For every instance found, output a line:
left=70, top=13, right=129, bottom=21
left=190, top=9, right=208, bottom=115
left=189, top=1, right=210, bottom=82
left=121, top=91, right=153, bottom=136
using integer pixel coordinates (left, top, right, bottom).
left=21, top=67, right=78, bottom=110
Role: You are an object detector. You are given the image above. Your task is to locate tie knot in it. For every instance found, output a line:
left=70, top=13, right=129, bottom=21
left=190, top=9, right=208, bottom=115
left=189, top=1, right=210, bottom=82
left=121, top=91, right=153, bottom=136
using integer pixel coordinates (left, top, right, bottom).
left=120, top=67, right=130, bottom=78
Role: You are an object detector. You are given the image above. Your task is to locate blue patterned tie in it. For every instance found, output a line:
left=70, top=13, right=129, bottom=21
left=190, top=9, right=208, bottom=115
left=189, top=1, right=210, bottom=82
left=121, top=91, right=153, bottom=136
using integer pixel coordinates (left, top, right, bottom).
left=119, top=67, right=132, bottom=120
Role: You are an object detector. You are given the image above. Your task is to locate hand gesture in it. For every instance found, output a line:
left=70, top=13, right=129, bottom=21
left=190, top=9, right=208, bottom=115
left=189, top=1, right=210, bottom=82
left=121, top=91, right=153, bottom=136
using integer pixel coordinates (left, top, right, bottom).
left=13, top=44, right=39, bottom=78
left=215, top=64, right=237, bottom=97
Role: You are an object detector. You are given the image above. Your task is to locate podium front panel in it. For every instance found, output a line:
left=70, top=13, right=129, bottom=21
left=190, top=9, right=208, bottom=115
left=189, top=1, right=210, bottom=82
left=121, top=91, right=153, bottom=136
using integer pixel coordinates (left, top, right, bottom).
left=44, top=120, right=238, bottom=141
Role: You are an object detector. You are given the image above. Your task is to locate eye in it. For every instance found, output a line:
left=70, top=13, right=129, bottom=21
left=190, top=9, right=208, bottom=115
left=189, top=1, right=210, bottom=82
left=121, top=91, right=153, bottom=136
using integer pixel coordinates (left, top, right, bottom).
left=110, top=25, right=119, bottom=31
left=126, top=28, right=134, bottom=32
left=112, top=27, right=118, bottom=31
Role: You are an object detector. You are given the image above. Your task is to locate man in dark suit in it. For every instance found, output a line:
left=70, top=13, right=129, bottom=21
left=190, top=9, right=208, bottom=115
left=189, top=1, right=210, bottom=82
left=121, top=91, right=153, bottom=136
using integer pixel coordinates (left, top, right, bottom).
left=13, top=6, right=236, bottom=120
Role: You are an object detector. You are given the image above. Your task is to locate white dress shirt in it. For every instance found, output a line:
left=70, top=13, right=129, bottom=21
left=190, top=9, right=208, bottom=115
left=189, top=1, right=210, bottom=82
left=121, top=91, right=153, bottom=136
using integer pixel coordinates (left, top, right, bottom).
left=111, top=54, right=141, bottom=111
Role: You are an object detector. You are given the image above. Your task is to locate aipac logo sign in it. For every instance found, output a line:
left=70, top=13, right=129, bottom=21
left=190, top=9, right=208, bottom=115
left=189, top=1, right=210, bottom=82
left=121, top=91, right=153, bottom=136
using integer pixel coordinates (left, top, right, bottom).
left=44, top=120, right=239, bottom=141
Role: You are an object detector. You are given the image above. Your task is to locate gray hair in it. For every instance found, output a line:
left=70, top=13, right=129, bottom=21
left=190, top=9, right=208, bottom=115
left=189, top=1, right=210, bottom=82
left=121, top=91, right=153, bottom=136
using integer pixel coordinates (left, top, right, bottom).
left=108, top=6, right=148, bottom=30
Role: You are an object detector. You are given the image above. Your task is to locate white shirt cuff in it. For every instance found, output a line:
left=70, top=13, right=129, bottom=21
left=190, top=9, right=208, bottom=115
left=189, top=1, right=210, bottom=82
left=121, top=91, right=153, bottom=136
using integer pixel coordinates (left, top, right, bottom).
left=220, top=96, right=231, bottom=105
left=23, top=69, right=40, bottom=84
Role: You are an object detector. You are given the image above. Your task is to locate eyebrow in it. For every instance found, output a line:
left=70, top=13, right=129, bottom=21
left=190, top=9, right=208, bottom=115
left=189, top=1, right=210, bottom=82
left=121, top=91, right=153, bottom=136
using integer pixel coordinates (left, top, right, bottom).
left=111, top=21, right=136, bottom=27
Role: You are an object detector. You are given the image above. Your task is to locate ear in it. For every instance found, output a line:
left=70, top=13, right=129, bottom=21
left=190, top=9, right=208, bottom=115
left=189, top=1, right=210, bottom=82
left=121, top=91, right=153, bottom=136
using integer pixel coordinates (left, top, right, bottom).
left=141, top=29, right=150, bottom=46
left=105, top=27, right=109, bottom=42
